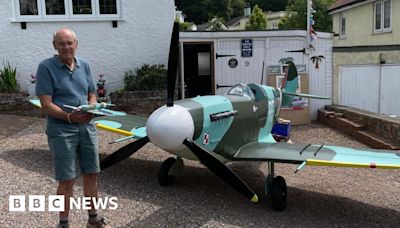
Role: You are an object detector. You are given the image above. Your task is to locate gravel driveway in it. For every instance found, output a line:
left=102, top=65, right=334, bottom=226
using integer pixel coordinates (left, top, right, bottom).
left=1, top=115, right=399, bottom=227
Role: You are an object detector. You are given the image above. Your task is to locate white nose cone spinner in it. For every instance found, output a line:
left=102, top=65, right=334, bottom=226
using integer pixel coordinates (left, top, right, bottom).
left=146, top=105, right=195, bottom=151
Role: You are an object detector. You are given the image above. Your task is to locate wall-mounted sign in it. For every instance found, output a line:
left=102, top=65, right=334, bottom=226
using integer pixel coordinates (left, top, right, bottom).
left=296, top=65, right=307, bottom=73
left=268, top=65, right=282, bottom=74
left=228, top=58, right=238, bottom=68
left=241, top=39, right=252, bottom=57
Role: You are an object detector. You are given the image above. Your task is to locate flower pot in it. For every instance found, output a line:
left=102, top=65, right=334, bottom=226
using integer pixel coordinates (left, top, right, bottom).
left=97, top=88, right=106, bottom=97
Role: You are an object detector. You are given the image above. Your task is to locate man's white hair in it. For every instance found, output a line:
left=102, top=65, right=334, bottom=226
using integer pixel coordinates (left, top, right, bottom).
left=53, top=28, right=78, bottom=42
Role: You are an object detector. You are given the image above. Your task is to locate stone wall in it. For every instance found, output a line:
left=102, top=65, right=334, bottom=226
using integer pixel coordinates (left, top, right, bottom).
left=0, top=90, right=167, bottom=118
left=109, top=90, right=169, bottom=116
left=325, top=105, right=400, bottom=146
left=0, top=93, right=41, bottom=116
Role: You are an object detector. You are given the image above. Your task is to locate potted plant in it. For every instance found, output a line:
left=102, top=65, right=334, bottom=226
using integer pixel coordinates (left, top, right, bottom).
left=96, top=73, right=106, bottom=97
left=0, top=61, right=19, bottom=93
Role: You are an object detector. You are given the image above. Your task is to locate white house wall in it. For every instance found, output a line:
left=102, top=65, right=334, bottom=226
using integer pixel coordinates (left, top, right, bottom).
left=0, top=0, right=175, bottom=93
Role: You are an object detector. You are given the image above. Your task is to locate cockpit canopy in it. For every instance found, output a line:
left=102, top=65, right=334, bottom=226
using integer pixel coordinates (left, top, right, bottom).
left=226, top=83, right=268, bottom=101
left=226, top=84, right=255, bottom=99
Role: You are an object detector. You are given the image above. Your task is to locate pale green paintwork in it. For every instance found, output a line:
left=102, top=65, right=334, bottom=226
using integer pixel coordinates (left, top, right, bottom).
left=29, top=98, right=41, bottom=108
left=191, top=95, right=234, bottom=151
left=258, top=85, right=276, bottom=143
left=326, top=146, right=400, bottom=165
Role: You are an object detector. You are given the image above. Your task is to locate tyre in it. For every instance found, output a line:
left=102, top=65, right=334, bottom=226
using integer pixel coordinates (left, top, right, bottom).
left=158, top=157, right=176, bottom=186
left=271, top=176, right=287, bottom=211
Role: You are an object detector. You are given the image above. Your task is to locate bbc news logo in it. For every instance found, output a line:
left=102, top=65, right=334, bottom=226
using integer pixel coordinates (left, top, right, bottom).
left=9, top=195, right=118, bottom=212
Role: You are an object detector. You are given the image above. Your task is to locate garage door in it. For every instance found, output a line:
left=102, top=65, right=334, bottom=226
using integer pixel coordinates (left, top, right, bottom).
left=339, top=65, right=400, bottom=116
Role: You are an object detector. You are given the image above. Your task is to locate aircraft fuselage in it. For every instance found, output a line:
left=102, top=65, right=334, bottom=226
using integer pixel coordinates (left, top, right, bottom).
left=146, top=84, right=280, bottom=161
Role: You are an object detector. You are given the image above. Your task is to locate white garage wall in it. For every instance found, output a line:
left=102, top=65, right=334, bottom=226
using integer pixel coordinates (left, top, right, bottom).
left=0, top=0, right=175, bottom=93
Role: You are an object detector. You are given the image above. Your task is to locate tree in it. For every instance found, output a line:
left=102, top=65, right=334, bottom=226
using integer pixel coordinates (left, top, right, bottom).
left=179, top=21, right=194, bottom=31
left=207, top=17, right=227, bottom=31
left=245, top=5, right=267, bottom=30
left=175, top=0, right=289, bottom=24
left=176, top=0, right=243, bottom=24
left=248, top=0, right=288, bottom=11
left=279, top=0, right=335, bottom=32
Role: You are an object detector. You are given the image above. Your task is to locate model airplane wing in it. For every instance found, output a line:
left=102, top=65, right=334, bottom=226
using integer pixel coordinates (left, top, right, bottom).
left=94, top=115, right=147, bottom=138
left=63, top=103, right=118, bottom=116
left=29, top=98, right=147, bottom=138
left=233, top=142, right=400, bottom=169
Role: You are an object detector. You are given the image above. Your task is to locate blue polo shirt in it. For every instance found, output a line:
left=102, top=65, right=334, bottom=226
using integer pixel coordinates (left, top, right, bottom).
left=36, top=55, right=95, bottom=123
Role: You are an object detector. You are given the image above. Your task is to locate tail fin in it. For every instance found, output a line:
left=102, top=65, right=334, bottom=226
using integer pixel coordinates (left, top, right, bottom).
left=281, top=61, right=299, bottom=106
left=281, top=61, right=329, bottom=107
left=281, top=60, right=299, bottom=93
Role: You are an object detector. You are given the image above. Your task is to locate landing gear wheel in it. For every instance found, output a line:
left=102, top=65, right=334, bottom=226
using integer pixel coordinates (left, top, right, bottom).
left=158, top=157, right=176, bottom=186
left=271, top=176, right=287, bottom=211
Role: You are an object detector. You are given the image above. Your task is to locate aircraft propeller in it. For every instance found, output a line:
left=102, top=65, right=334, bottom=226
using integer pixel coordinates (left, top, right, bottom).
left=166, top=22, right=179, bottom=107
left=100, top=21, right=258, bottom=203
left=183, top=139, right=258, bottom=203
left=100, top=22, right=180, bottom=170
left=100, top=136, right=149, bottom=170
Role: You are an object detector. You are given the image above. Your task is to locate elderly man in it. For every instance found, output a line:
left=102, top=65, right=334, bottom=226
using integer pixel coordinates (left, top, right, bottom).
left=36, top=28, right=111, bottom=228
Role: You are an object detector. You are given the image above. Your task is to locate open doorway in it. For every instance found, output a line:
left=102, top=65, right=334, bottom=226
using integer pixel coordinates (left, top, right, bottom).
left=182, top=43, right=214, bottom=98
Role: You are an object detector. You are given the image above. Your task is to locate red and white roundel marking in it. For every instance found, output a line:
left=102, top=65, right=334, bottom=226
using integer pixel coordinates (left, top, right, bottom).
left=203, top=133, right=210, bottom=145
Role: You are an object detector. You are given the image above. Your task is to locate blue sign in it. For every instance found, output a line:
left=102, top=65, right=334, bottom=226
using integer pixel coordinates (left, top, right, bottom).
left=241, top=39, right=253, bottom=57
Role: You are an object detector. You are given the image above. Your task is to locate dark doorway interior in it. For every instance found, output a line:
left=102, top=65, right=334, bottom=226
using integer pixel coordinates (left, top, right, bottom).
left=183, top=43, right=213, bottom=98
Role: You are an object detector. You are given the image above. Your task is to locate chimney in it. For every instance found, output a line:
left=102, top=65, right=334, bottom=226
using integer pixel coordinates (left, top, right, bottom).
left=244, top=3, right=251, bottom=17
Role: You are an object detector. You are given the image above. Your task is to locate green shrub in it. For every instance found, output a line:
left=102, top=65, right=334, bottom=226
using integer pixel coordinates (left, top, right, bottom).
left=124, top=64, right=167, bottom=91
left=0, top=60, right=19, bottom=93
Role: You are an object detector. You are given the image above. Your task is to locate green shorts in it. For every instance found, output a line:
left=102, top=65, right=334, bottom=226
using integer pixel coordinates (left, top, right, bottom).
left=46, top=120, right=100, bottom=181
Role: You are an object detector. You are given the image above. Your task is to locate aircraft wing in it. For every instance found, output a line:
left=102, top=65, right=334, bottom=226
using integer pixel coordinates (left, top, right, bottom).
left=233, top=142, right=400, bottom=169
left=283, top=91, right=330, bottom=100
left=94, top=114, right=147, bottom=138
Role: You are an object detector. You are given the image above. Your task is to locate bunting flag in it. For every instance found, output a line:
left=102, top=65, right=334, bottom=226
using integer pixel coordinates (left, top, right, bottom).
left=309, top=1, right=318, bottom=43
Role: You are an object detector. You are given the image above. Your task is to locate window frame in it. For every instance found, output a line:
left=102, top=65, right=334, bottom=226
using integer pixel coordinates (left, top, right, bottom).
left=374, top=0, right=391, bottom=33
left=13, top=0, right=122, bottom=22
left=339, top=12, right=346, bottom=38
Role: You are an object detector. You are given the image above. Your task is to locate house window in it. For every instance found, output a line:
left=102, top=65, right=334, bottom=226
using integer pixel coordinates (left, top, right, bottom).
left=72, top=0, right=92, bottom=15
left=339, top=12, right=346, bottom=37
left=99, top=0, right=117, bottom=14
left=374, top=0, right=391, bottom=32
left=45, top=0, right=65, bottom=15
left=14, top=0, right=121, bottom=21
left=19, top=0, right=38, bottom=15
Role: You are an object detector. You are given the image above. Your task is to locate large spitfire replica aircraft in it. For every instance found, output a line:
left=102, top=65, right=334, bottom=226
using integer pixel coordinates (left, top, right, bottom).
left=32, top=22, right=400, bottom=211
left=95, top=23, right=400, bottom=210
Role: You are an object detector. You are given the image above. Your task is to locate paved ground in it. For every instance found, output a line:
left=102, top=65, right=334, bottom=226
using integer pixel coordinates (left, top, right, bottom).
left=0, top=114, right=399, bottom=227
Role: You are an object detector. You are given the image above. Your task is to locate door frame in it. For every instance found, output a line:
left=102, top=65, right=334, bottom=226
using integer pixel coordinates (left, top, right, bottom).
left=180, top=41, right=215, bottom=98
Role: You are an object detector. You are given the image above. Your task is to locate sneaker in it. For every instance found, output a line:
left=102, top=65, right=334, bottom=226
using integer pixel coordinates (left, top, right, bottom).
left=56, top=224, right=68, bottom=228
left=87, top=217, right=112, bottom=228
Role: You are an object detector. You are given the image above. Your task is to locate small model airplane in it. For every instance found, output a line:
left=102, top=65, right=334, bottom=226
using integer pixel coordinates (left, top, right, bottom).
left=29, top=100, right=123, bottom=117
left=63, top=103, right=118, bottom=116
left=31, top=23, right=400, bottom=211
